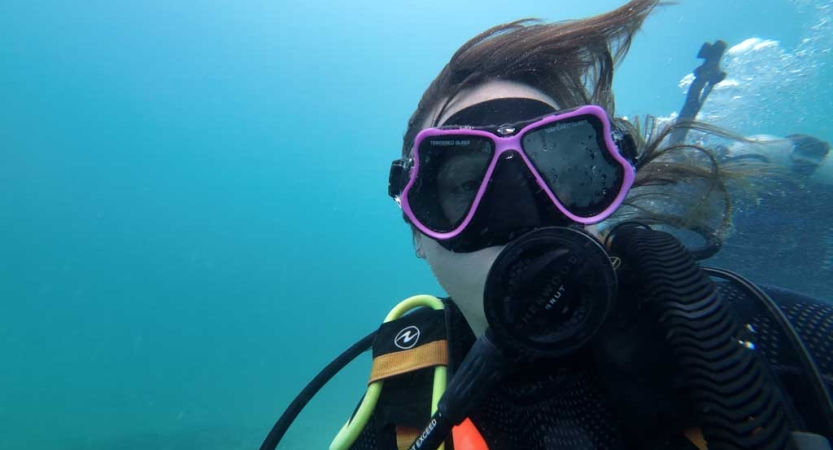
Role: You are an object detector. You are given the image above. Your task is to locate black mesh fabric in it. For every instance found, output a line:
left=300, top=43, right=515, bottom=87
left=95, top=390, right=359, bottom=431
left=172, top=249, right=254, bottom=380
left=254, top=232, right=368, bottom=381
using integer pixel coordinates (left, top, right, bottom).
left=351, top=413, right=381, bottom=450
left=348, top=279, right=832, bottom=450
left=720, top=281, right=833, bottom=435
left=470, top=358, right=628, bottom=450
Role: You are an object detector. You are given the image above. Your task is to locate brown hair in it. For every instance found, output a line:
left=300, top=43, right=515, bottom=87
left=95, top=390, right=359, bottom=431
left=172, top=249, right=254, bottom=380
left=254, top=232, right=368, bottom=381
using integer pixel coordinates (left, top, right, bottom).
left=402, top=0, right=768, bottom=244
left=402, top=0, right=661, bottom=156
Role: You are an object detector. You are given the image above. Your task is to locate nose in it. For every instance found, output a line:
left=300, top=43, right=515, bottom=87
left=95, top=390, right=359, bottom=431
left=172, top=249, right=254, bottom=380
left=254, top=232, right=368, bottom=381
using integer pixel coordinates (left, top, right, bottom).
left=475, top=151, right=547, bottom=235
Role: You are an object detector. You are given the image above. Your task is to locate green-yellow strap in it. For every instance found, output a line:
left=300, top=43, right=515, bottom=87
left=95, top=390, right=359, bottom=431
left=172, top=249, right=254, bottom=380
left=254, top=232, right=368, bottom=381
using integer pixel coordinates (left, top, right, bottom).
left=330, top=295, right=447, bottom=450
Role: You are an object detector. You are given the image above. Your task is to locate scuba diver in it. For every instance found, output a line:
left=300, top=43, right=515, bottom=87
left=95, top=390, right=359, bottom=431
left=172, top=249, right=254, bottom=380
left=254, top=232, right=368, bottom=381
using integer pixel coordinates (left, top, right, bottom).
left=666, top=36, right=831, bottom=184
left=709, top=132, right=833, bottom=298
left=659, top=35, right=833, bottom=299
left=718, top=135, right=831, bottom=185
left=263, top=1, right=833, bottom=449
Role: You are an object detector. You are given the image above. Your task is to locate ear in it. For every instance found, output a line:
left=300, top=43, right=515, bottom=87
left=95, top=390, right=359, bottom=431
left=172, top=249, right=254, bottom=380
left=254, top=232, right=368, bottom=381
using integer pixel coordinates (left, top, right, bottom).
left=413, top=231, right=426, bottom=259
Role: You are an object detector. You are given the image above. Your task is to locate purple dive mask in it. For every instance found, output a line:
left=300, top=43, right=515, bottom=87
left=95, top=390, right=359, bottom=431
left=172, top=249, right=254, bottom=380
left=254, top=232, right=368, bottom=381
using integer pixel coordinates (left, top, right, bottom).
left=389, top=103, right=637, bottom=252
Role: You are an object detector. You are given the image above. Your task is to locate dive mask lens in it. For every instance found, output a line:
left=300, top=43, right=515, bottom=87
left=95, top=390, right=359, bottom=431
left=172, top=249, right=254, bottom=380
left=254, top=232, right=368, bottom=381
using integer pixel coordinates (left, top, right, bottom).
left=405, top=134, right=494, bottom=233
left=521, top=114, right=626, bottom=217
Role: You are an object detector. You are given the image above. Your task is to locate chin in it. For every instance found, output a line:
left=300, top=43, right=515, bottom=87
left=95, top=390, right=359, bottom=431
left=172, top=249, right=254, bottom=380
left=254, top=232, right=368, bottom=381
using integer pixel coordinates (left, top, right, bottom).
left=421, top=238, right=504, bottom=329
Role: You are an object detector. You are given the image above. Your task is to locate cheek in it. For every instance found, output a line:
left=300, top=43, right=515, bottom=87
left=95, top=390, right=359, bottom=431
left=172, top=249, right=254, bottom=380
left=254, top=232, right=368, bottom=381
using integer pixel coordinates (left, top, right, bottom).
left=421, top=238, right=504, bottom=299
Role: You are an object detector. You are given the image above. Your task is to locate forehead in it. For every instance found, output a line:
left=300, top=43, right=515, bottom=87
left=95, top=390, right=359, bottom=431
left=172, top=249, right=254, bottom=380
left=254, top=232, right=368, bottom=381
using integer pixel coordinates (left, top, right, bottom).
left=432, top=80, right=559, bottom=127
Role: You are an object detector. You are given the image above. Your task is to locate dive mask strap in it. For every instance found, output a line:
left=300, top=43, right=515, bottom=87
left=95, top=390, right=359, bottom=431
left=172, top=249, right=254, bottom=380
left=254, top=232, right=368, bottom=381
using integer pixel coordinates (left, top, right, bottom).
left=388, top=158, right=408, bottom=200
left=612, top=122, right=639, bottom=167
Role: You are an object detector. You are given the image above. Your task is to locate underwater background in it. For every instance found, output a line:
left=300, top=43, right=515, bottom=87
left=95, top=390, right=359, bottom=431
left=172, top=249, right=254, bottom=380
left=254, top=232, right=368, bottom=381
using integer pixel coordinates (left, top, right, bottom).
left=1, top=0, right=830, bottom=448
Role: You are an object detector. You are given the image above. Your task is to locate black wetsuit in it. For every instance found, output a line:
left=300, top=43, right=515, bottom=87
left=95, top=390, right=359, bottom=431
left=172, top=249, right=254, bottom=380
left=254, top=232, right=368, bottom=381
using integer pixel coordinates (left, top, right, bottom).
left=349, top=279, right=833, bottom=450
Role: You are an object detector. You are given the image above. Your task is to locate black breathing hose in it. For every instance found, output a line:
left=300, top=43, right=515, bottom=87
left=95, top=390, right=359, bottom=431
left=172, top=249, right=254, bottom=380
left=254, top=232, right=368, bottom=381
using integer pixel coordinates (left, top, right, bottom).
left=259, top=331, right=376, bottom=450
left=705, top=267, right=833, bottom=439
left=610, top=225, right=798, bottom=450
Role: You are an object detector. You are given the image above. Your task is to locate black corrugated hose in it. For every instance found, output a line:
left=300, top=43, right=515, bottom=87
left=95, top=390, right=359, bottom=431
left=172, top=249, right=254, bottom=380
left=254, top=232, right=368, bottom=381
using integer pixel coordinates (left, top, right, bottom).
left=610, top=224, right=797, bottom=450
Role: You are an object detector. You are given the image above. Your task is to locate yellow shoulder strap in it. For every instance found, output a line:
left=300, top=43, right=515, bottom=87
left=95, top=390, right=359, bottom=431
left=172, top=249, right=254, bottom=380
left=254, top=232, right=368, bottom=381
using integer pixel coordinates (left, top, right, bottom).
left=684, top=427, right=708, bottom=450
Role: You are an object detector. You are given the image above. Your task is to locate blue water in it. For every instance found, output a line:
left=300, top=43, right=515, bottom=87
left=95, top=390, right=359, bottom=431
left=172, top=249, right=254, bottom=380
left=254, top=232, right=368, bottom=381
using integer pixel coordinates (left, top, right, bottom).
left=1, top=0, right=830, bottom=449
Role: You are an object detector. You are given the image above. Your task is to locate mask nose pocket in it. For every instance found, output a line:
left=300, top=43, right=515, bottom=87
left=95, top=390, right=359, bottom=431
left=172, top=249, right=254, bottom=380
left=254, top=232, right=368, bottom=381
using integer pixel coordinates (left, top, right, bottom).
left=471, top=152, right=552, bottom=237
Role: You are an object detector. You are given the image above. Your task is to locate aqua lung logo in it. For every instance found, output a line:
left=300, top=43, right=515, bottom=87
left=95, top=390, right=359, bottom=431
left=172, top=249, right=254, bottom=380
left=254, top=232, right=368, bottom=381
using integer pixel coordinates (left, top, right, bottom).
left=394, top=326, right=420, bottom=350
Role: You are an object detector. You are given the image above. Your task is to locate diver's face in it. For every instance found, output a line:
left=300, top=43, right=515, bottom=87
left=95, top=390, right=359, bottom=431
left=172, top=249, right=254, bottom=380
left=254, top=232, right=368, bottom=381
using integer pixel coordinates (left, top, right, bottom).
left=415, top=80, right=561, bottom=336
